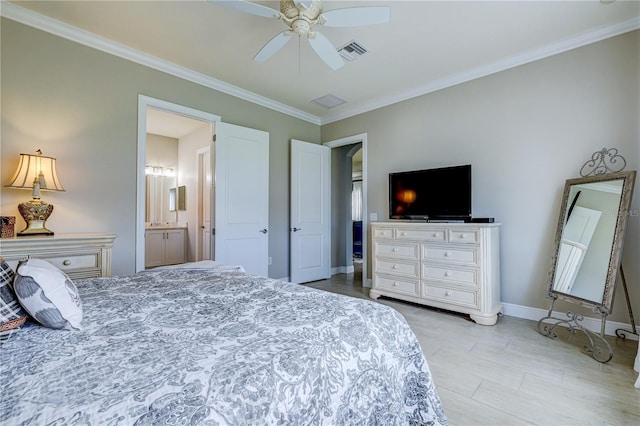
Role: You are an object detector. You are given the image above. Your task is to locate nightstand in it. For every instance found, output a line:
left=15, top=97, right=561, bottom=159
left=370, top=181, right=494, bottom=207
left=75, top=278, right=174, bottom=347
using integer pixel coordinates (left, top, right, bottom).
left=0, top=233, right=117, bottom=279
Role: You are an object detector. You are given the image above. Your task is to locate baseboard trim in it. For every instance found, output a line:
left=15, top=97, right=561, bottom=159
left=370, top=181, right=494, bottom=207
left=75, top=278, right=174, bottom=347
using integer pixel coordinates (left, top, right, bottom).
left=502, top=302, right=638, bottom=340
left=279, top=275, right=635, bottom=338
left=331, top=265, right=354, bottom=275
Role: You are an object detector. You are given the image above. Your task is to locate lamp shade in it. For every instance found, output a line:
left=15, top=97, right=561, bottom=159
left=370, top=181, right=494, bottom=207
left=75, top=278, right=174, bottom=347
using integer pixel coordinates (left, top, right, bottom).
left=5, top=152, right=65, bottom=192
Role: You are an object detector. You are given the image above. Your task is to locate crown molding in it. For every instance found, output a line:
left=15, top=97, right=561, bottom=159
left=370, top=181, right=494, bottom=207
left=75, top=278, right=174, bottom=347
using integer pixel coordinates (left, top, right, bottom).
left=0, top=2, right=322, bottom=126
left=320, top=16, right=640, bottom=125
left=2, top=2, right=637, bottom=127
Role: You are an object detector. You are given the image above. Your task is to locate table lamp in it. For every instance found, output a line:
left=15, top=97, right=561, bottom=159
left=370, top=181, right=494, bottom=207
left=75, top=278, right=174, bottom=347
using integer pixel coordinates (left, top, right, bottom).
left=5, top=150, right=65, bottom=236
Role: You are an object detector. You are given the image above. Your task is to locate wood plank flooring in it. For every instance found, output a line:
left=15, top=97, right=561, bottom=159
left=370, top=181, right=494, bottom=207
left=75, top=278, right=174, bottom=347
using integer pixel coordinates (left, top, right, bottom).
left=304, top=266, right=640, bottom=426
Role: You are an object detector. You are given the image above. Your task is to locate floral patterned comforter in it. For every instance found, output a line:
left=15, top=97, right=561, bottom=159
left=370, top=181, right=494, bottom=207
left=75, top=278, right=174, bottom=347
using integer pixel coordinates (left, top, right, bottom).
left=1, top=269, right=447, bottom=425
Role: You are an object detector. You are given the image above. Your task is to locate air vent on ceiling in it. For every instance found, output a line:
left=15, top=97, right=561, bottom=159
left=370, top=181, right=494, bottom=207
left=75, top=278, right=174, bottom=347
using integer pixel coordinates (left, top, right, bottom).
left=337, top=40, right=368, bottom=62
left=311, top=94, right=346, bottom=109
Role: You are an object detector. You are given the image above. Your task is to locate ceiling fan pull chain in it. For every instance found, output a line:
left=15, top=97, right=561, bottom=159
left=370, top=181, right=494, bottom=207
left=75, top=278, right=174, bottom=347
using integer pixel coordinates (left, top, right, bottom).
left=298, top=36, right=301, bottom=75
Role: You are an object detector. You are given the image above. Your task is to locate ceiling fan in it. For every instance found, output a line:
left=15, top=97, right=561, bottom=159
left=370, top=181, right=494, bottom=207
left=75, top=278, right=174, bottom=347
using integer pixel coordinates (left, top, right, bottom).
left=212, top=0, right=390, bottom=70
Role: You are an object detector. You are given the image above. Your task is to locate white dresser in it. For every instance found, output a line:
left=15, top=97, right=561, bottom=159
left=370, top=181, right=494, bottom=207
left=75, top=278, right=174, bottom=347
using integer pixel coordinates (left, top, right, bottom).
left=0, top=233, right=117, bottom=279
left=370, top=222, right=501, bottom=325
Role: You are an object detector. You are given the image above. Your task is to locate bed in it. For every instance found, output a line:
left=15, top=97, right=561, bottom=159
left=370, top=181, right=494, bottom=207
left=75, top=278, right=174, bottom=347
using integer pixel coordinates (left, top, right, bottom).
left=1, top=264, right=447, bottom=425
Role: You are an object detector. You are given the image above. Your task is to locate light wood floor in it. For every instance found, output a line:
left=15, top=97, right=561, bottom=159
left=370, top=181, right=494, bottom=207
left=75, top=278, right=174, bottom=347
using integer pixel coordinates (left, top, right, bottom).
left=304, top=266, right=640, bottom=426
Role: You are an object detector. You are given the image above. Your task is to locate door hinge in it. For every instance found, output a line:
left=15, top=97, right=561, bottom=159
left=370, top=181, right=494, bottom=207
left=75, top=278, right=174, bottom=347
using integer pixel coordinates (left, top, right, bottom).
left=212, top=133, right=217, bottom=142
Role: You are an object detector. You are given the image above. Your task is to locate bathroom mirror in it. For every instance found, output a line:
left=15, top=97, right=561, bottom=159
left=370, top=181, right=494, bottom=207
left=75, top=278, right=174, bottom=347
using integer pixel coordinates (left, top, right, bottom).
left=177, top=185, right=186, bottom=211
left=169, top=188, right=177, bottom=212
left=146, top=174, right=177, bottom=223
left=547, top=170, right=636, bottom=312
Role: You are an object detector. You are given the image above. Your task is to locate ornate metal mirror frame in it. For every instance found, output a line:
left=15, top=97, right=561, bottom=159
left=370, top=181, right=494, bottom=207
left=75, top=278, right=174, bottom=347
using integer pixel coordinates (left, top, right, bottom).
left=538, top=149, right=636, bottom=363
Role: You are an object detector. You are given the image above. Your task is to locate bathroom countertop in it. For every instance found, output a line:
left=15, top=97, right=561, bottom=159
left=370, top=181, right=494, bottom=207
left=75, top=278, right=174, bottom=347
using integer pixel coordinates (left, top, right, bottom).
left=145, top=223, right=187, bottom=230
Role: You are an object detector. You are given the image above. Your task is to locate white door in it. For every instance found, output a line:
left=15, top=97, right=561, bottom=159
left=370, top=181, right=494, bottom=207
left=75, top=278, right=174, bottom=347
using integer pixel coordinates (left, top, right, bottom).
left=198, top=149, right=212, bottom=260
left=554, top=205, right=602, bottom=293
left=215, top=123, right=269, bottom=276
left=290, top=139, right=331, bottom=283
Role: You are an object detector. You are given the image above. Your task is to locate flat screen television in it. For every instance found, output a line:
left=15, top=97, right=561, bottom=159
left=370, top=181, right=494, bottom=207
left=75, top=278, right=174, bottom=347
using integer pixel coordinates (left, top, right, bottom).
left=389, top=164, right=471, bottom=221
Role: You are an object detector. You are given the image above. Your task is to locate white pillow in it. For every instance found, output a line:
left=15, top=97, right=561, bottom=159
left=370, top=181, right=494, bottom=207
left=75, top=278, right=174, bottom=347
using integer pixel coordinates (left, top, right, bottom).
left=14, top=259, right=82, bottom=330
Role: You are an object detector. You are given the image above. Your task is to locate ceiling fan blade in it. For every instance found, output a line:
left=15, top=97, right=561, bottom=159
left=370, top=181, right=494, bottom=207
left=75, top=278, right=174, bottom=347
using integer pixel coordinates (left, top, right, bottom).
left=322, top=7, right=390, bottom=27
left=254, top=31, right=293, bottom=63
left=210, top=0, right=281, bottom=19
left=308, top=31, right=344, bottom=70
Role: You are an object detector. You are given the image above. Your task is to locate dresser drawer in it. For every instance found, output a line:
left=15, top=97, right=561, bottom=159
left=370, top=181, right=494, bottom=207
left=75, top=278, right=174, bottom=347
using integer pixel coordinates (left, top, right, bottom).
left=396, top=228, right=446, bottom=242
left=422, top=245, right=478, bottom=265
left=448, top=229, right=479, bottom=244
left=375, top=242, right=419, bottom=260
left=422, top=284, right=479, bottom=308
left=422, top=265, right=477, bottom=285
left=375, top=274, right=419, bottom=296
left=43, top=252, right=100, bottom=272
left=375, top=259, right=419, bottom=278
left=4, top=251, right=103, bottom=280
left=373, top=227, right=394, bottom=239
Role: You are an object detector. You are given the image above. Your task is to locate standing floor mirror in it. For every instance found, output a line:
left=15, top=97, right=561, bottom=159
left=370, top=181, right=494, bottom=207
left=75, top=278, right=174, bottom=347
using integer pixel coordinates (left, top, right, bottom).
left=538, top=149, right=636, bottom=363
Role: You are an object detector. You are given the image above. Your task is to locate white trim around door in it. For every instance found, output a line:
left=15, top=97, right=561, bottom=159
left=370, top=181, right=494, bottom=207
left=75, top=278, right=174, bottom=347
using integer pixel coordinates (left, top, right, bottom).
left=323, top=133, right=370, bottom=287
left=136, top=95, right=221, bottom=272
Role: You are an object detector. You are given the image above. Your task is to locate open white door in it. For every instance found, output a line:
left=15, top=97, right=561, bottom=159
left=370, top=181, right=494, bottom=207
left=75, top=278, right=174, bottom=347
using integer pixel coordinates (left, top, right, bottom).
left=197, top=148, right=212, bottom=261
left=215, top=123, right=269, bottom=276
left=290, top=139, right=331, bottom=283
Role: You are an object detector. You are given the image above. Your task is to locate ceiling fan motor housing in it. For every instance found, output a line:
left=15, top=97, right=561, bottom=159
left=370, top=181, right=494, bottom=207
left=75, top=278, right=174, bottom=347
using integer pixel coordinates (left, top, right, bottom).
left=292, top=19, right=311, bottom=36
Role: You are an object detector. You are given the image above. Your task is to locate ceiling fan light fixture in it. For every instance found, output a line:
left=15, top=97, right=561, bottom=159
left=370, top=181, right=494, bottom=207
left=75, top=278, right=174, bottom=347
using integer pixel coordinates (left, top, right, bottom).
left=311, top=94, right=346, bottom=109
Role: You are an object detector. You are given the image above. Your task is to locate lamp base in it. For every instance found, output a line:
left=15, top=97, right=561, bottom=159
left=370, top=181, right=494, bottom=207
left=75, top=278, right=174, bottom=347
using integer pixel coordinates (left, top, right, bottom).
left=17, top=200, right=54, bottom=237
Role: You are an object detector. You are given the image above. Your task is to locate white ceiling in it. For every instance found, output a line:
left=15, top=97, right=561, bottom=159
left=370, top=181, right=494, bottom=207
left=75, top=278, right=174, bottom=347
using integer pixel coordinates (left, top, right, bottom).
left=146, top=108, right=210, bottom=139
left=5, top=1, right=640, bottom=125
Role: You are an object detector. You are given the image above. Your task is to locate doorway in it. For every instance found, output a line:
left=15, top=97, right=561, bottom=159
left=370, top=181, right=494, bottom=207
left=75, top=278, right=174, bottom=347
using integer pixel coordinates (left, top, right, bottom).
left=136, top=96, right=220, bottom=272
left=324, top=133, right=369, bottom=287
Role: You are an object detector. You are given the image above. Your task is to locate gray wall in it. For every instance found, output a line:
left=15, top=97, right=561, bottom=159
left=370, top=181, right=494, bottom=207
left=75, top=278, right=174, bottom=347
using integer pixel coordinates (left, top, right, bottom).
left=322, top=31, right=640, bottom=323
left=2, top=17, right=638, bottom=324
left=0, top=19, right=320, bottom=279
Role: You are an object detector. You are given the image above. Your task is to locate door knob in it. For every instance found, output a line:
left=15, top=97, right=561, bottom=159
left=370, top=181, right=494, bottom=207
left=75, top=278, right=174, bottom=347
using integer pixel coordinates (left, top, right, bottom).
left=260, top=229, right=268, bottom=234
left=292, top=227, right=302, bottom=232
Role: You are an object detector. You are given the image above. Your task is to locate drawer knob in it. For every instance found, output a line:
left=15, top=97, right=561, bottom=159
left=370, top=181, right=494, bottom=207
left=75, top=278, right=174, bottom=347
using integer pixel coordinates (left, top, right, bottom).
left=445, top=291, right=452, bottom=296
left=445, top=271, right=452, bottom=277
left=401, top=232, right=407, bottom=236
left=392, top=247, right=398, bottom=253
left=460, top=234, right=466, bottom=239
left=393, top=281, right=399, bottom=287
left=62, top=260, right=71, bottom=266
left=433, top=232, right=440, bottom=237
left=445, top=251, right=452, bottom=257
left=392, top=264, right=398, bottom=270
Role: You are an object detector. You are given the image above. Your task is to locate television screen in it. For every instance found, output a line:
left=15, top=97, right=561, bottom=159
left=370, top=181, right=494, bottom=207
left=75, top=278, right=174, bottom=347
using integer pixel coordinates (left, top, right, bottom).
left=389, top=165, right=471, bottom=220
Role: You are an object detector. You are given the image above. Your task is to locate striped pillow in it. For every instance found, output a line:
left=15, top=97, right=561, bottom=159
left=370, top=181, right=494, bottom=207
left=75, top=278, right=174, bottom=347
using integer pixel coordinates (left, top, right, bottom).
left=0, top=256, right=28, bottom=344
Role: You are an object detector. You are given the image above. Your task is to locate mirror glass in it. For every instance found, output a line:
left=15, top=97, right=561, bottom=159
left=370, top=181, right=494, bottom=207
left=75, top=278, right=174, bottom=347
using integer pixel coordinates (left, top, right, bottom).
left=169, top=187, right=177, bottom=212
left=145, top=174, right=177, bottom=223
left=549, top=171, right=636, bottom=310
left=177, top=185, right=186, bottom=211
